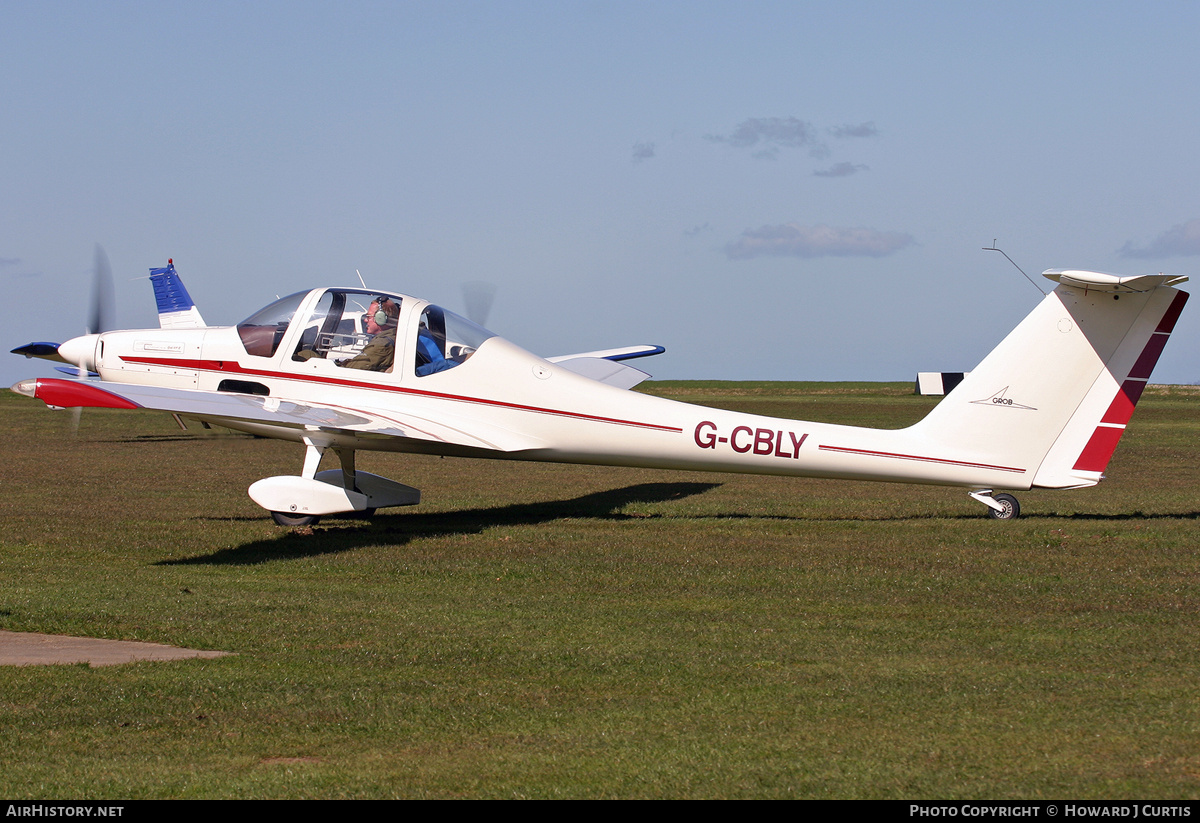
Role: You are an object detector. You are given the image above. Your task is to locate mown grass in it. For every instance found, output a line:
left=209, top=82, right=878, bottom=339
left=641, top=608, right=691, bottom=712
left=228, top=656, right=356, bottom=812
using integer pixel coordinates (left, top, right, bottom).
left=1, top=384, right=1198, bottom=798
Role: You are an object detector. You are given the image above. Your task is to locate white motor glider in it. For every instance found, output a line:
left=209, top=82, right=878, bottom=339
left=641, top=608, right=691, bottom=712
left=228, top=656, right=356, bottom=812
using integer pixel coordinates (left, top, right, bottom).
left=12, top=262, right=1188, bottom=524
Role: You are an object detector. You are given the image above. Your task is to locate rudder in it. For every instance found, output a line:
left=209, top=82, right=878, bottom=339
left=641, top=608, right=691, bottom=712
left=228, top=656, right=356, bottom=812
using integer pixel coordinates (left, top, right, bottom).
left=1034, top=279, right=1187, bottom=487
left=910, top=270, right=1187, bottom=490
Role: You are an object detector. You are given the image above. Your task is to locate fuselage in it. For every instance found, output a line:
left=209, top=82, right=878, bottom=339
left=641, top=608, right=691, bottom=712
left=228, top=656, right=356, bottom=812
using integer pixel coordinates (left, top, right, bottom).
left=65, top=286, right=1034, bottom=492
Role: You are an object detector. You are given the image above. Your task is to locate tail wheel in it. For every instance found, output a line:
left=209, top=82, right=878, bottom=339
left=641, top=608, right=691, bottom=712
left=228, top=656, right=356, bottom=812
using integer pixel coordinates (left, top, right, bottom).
left=986, top=493, right=1020, bottom=520
left=271, top=511, right=322, bottom=527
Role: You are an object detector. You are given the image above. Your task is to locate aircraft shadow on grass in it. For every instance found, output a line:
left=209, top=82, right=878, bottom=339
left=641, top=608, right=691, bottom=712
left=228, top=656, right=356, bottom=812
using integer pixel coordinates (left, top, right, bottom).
left=1049, top=510, right=1200, bottom=521
left=655, top=508, right=1200, bottom=523
left=157, top=481, right=723, bottom=566
left=157, top=479, right=1200, bottom=566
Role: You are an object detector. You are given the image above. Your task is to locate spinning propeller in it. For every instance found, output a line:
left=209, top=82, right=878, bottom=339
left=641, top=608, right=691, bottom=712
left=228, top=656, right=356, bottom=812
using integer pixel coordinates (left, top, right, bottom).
left=88, top=244, right=115, bottom=337
left=9, top=245, right=116, bottom=433
left=65, top=245, right=116, bottom=432
left=461, top=280, right=496, bottom=327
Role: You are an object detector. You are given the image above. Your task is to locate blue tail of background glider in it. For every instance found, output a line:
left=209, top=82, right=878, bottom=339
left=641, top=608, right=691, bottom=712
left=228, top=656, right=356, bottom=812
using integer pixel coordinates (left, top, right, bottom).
left=149, top=260, right=206, bottom=329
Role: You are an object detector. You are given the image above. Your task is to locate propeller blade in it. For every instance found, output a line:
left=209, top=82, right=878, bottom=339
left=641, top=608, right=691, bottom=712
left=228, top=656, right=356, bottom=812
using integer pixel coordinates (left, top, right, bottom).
left=88, top=244, right=115, bottom=335
left=462, top=281, right=496, bottom=327
left=74, top=244, right=114, bottom=436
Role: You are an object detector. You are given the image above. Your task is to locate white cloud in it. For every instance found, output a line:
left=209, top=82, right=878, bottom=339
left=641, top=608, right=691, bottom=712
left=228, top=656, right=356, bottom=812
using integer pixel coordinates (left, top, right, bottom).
left=813, top=162, right=868, bottom=178
left=706, top=117, right=827, bottom=160
left=828, top=122, right=879, bottom=139
left=631, top=141, right=656, bottom=163
left=717, top=117, right=814, bottom=148
left=1118, top=219, right=1200, bottom=259
left=724, top=223, right=915, bottom=260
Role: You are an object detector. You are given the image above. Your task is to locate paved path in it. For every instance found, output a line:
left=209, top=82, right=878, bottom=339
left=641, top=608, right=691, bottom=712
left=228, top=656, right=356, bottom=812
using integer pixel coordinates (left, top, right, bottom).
left=0, top=630, right=231, bottom=667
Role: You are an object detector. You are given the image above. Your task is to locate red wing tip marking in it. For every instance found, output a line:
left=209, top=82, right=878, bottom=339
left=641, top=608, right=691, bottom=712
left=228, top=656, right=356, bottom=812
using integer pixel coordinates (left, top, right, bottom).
left=32, top=378, right=142, bottom=410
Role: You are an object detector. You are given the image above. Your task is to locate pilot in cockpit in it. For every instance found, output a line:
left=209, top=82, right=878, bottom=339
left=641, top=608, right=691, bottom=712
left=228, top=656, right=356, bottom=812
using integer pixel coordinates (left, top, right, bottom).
left=340, top=296, right=400, bottom=371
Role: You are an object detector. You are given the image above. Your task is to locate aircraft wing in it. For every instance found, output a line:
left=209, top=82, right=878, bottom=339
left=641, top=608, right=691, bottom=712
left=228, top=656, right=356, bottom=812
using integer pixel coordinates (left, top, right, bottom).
left=545, top=345, right=664, bottom=389
left=10, top=377, right=545, bottom=453
left=550, top=357, right=651, bottom=389
left=546, top=344, right=665, bottom=363
left=11, top=342, right=69, bottom=363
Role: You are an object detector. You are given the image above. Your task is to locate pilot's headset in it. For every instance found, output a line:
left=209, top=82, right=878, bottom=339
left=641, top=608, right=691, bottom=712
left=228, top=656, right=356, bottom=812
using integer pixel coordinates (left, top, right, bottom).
left=371, top=297, right=398, bottom=328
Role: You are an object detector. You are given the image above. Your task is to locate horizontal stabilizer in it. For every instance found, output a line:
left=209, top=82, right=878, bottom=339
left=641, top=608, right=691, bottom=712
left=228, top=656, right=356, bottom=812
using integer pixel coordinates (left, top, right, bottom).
left=1043, top=269, right=1188, bottom=293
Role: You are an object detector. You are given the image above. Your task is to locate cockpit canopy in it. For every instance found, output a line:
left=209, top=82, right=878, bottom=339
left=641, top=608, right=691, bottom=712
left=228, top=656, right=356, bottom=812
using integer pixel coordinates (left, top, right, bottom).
left=236, top=291, right=308, bottom=358
left=236, top=288, right=495, bottom=377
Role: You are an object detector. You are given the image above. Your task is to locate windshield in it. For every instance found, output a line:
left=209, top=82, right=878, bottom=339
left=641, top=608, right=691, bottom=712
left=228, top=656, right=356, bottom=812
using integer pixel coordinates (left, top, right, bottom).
left=237, top=291, right=307, bottom=358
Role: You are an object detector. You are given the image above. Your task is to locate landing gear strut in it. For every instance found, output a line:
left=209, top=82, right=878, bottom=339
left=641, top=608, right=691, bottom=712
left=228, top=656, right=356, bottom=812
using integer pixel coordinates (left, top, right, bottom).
left=969, top=490, right=1021, bottom=520
left=250, top=438, right=420, bottom=526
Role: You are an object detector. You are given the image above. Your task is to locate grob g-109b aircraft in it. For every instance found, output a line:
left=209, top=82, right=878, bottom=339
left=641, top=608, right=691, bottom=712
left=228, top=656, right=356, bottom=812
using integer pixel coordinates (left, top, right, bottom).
left=11, top=261, right=1188, bottom=525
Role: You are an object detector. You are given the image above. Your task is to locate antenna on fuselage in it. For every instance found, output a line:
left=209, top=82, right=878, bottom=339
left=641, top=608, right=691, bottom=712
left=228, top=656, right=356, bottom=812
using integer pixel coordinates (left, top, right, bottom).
left=984, top=240, right=1046, bottom=296
left=356, top=269, right=368, bottom=289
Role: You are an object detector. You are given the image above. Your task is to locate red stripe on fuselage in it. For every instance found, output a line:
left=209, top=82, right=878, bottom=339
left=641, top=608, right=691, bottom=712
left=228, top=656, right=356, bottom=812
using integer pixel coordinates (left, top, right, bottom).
left=118, top=356, right=683, bottom=433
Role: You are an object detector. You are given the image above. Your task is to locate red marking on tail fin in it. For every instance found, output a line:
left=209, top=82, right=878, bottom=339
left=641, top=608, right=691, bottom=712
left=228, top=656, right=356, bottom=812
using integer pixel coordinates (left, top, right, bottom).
left=1072, top=290, right=1187, bottom=473
left=1100, top=380, right=1146, bottom=426
left=1073, top=426, right=1124, bottom=473
left=1156, top=290, right=1188, bottom=333
left=1129, top=334, right=1169, bottom=380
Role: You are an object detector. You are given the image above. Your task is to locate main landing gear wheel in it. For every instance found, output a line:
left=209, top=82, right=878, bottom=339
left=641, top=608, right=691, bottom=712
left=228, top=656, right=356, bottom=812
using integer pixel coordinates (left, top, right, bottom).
left=271, top=511, right=322, bottom=527
left=986, top=493, right=1020, bottom=520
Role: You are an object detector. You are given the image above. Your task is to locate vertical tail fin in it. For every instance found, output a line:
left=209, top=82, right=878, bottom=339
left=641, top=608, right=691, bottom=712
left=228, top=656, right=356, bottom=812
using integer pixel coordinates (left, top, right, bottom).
left=911, top=270, right=1187, bottom=490
left=149, top=260, right=207, bottom=329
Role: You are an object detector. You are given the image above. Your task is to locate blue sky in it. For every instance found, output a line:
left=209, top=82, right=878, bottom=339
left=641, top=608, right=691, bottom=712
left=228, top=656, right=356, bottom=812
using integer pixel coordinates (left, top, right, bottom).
left=4, top=0, right=1199, bottom=388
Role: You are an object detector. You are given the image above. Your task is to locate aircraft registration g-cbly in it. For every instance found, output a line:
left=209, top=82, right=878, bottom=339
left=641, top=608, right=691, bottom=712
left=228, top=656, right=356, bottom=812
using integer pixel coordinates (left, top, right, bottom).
left=11, top=260, right=1189, bottom=525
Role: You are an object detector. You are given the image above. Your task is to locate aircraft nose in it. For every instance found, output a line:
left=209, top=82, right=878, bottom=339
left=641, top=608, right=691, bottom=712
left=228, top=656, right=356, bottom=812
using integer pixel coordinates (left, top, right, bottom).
left=56, top=334, right=100, bottom=373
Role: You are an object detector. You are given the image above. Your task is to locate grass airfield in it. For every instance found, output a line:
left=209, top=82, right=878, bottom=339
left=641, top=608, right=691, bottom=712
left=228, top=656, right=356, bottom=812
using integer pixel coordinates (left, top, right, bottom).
left=1, top=382, right=1199, bottom=799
